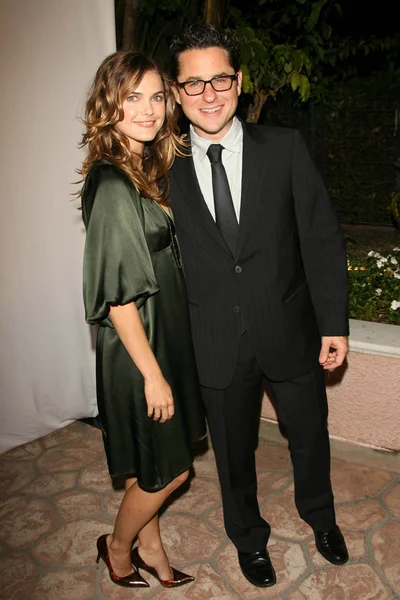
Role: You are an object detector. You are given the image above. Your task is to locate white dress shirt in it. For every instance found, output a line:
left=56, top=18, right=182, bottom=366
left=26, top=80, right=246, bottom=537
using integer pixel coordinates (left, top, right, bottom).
left=190, top=116, right=243, bottom=222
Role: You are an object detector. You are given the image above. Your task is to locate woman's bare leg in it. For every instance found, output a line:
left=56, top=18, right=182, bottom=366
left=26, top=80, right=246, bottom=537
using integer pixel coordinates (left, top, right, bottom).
left=137, top=513, right=171, bottom=579
left=107, top=470, right=189, bottom=577
left=125, top=478, right=171, bottom=579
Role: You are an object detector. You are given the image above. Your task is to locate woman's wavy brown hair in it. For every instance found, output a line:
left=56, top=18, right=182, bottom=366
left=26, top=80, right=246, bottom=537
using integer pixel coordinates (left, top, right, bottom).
left=78, top=51, right=183, bottom=203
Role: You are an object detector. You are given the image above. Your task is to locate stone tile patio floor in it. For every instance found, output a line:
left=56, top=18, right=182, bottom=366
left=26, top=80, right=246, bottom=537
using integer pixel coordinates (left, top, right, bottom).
left=0, top=421, right=399, bottom=600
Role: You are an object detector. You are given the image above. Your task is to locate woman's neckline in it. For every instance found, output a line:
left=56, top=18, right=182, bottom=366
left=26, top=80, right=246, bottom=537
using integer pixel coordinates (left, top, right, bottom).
left=158, top=202, right=171, bottom=218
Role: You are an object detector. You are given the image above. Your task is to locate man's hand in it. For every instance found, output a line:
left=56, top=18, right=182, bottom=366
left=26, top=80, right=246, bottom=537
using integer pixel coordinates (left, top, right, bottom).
left=319, top=336, right=348, bottom=370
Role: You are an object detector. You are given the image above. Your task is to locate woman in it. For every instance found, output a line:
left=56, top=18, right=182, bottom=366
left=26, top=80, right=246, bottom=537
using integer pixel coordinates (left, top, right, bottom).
left=79, top=51, right=206, bottom=589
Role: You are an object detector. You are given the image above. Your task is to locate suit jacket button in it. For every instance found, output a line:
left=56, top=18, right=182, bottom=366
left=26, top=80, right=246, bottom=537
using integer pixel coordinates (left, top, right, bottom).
left=235, top=265, right=242, bottom=273
left=233, top=306, right=240, bottom=313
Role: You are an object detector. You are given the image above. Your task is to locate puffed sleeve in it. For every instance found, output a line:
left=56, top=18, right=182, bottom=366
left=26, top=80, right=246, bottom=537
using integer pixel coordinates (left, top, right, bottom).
left=82, top=163, right=159, bottom=325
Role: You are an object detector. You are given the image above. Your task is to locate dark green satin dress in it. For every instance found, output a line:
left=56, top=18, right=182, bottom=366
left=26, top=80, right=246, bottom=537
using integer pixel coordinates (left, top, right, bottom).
left=82, top=162, right=206, bottom=491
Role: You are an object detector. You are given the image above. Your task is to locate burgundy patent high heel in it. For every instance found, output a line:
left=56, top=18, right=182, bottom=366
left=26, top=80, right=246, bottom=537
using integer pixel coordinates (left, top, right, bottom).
left=131, top=545, right=195, bottom=588
left=96, top=535, right=149, bottom=588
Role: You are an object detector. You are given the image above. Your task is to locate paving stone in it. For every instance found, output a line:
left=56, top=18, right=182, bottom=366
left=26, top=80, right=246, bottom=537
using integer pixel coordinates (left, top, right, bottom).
left=2, top=438, right=43, bottom=461
left=40, top=421, right=86, bottom=449
left=21, top=472, right=77, bottom=496
left=30, top=569, right=96, bottom=600
left=100, top=567, right=154, bottom=600
left=0, top=552, right=37, bottom=600
left=193, top=455, right=219, bottom=479
left=372, top=521, right=400, bottom=595
left=78, top=457, right=114, bottom=492
left=84, top=424, right=103, bottom=440
left=0, top=496, right=57, bottom=549
left=193, top=447, right=215, bottom=463
left=160, top=514, right=223, bottom=563
left=217, top=537, right=307, bottom=598
left=262, top=488, right=312, bottom=540
left=103, top=491, right=125, bottom=518
left=336, top=500, right=387, bottom=530
left=383, top=483, right=400, bottom=517
left=256, top=442, right=292, bottom=472
left=331, top=463, right=393, bottom=503
left=205, top=506, right=225, bottom=534
left=0, top=459, right=37, bottom=495
left=193, top=447, right=218, bottom=479
left=257, top=471, right=291, bottom=504
left=288, top=564, right=391, bottom=599
left=32, top=518, right=112, bottom=566
left=1, top=421, right=398, bottom=600
left=168, top=477, right=221, bottom=514
left=54, top=491, right=102, bottom=520
left=36, top=438, right=104, bottom=472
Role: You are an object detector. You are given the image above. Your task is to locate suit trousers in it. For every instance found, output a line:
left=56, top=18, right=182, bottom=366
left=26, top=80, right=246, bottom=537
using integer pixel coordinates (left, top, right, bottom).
left=201, top=331, right=336, bottom=553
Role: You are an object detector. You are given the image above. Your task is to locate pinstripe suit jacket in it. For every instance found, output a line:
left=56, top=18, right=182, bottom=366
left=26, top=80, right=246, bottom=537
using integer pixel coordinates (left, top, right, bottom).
left=170, top=121, right=349, bottom=388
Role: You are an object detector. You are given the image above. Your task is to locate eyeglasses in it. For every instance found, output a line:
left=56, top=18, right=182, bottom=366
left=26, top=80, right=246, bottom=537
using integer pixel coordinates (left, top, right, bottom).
left=177, top=74, right=238, bottom=96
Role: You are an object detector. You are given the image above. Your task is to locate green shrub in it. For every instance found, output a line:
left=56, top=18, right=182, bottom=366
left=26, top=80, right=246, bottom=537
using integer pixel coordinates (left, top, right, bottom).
left=348, top=248, right=400, bottom=325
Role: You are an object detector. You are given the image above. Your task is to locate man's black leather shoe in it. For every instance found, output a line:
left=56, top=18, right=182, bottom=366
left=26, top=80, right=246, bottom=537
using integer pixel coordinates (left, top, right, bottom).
left=314, top=525, right=349, bottom=565
left=238, top=549, right=276, bottom=588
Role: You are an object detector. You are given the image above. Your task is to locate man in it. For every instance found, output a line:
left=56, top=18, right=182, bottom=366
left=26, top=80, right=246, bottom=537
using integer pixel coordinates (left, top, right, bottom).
left=169, top=25, right=349, bottom=588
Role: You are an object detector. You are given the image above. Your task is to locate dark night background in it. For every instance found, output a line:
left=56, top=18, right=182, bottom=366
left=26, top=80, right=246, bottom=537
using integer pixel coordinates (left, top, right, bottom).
left=332, top=0, right=399, bottom=36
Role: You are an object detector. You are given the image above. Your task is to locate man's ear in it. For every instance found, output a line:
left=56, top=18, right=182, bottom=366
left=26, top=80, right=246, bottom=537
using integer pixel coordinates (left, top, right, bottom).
left=172, top=84, right=182, bottom=105
left=236, top=69, right=243, bottom=97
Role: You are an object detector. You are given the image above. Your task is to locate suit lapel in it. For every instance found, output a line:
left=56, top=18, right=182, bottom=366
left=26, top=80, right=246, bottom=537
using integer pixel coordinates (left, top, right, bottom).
left=172, top=151, right=233, bottom=256
left=171, top=123, right=270, bottom=259
left=236, top=122, right=269, bottom=258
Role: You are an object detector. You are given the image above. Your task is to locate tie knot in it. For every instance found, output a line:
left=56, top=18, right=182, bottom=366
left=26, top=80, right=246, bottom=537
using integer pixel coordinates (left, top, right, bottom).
left=207, top=144, right=224, bottom=163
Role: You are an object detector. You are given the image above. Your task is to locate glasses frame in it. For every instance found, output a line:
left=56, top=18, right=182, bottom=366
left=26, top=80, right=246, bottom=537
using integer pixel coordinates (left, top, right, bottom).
left=177, top=74, right=238, bottom=96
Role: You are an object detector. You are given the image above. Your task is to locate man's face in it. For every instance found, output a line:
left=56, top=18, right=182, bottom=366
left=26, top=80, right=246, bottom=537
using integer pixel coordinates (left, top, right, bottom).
left=174, top=47, right=242, bottom=141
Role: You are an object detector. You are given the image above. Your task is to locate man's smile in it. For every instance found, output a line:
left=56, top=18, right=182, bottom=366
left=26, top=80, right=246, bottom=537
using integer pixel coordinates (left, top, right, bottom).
left=199, top=106, right=224, bottom=114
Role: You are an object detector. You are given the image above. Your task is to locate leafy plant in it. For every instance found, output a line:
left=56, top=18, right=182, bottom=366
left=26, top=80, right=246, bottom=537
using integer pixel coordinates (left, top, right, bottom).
left=226, top=0, right=400, bottom=121
left=347, top=248, right=400, bottom=325
left=227, top=0, right=334, bottom=122
left=391, top=157, right=400, bottom=228
left=115, top=0, right=400, bottom=123
left=234, top=26, right=313, bottom=122
left=391, top=193, right=400, bottom=228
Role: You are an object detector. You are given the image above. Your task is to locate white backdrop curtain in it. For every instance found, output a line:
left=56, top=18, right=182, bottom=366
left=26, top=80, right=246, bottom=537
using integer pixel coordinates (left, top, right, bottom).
left=0, top=0, right=116, bottom=452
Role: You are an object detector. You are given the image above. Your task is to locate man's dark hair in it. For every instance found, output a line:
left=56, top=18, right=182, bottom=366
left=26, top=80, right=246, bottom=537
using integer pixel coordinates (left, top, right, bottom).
left=169, top=25, right=241, bottom=81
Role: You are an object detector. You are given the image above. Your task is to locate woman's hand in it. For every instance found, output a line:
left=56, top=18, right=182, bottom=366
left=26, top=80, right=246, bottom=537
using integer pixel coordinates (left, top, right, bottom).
left=144, top=374, right=175, bottom=423
left=108, top=303, right=175, bottom=424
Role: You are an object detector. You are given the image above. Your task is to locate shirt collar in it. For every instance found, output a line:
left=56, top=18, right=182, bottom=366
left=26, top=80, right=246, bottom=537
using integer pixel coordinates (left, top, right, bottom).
left=190, top=117, right=242, bottom=162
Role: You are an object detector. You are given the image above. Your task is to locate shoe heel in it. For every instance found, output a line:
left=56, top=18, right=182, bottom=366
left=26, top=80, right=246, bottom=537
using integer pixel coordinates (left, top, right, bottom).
left=96, top=551, right=101, bottom=564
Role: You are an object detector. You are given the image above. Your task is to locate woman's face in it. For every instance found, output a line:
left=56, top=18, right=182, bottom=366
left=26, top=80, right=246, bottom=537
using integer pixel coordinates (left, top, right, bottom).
left=116, top=70, right=166, bottom=155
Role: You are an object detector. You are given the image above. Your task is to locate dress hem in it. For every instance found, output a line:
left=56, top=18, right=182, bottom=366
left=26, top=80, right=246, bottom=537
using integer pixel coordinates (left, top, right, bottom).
left=108, top=432, right=208, bottom=492
left=110, top=463, right=193, bottom=493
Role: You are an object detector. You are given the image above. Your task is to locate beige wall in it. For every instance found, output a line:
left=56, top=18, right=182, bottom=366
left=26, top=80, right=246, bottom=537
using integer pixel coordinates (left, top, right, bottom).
left=0, top=0, right=115, bottom=452
left=261, top=321, right=400, bottom=452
